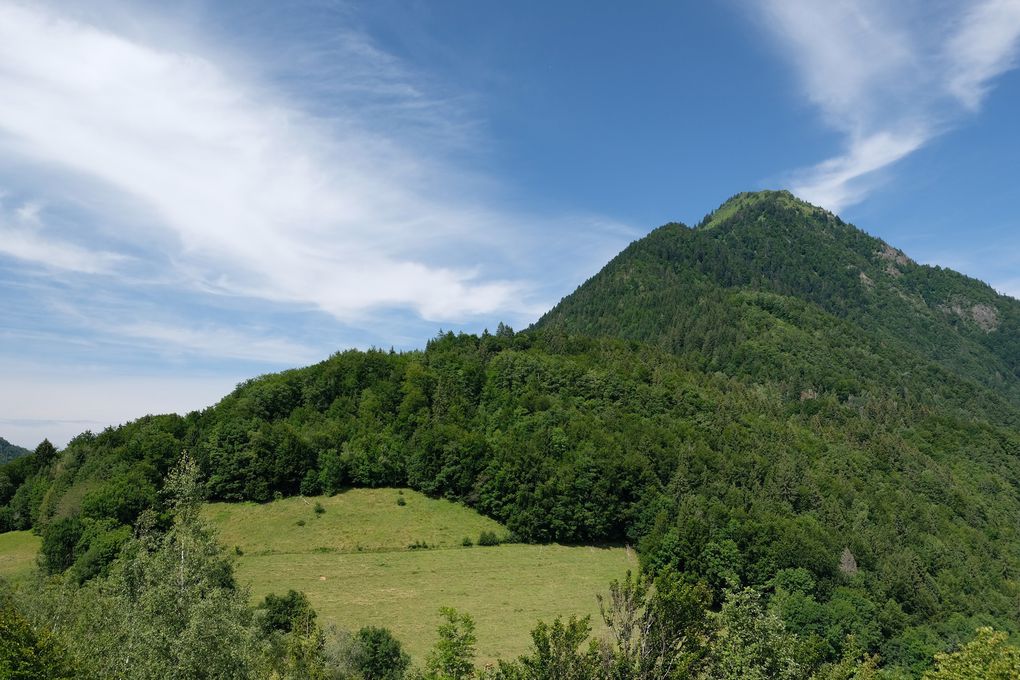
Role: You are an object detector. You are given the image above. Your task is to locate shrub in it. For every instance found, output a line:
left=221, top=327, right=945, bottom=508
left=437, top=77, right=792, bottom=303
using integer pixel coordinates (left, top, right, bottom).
left=396, top=496, right=406, bottom=507
left=314, top=502, right=325, bottom=515
left=462, top=536, right=473, bottom=547
left=257, top=590, right=317, bottom=636
left=477, top=531, right=500, bottom=547
left=68, top=522, right=131, bottom=584
left=351, top=626, right=410, bottom=680
left=40, top=516, right=84, bottom=574
left=296, top=519, right=306, bottom=527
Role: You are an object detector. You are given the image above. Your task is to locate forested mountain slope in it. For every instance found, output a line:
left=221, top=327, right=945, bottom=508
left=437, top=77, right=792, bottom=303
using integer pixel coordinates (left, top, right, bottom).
left=0, top=437, right=30, bottom=464
left=535, top=190, right=1020, bottom=415
left=3, top=192, right=1020, bottom=675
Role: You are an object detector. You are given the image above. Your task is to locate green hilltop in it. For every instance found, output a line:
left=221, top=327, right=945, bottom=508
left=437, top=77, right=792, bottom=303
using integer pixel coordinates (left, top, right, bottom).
left=3, top=190, right=1020, bottom=675
left=536, top=189, right=1020, bottom=412
left=0, top=437, right=31, bottom=465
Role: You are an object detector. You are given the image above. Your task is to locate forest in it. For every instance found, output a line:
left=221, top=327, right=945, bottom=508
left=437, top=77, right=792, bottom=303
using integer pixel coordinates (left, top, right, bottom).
left=0, top=438, right=30, bottom=465
left=3, top=191, right=1020, bottom=678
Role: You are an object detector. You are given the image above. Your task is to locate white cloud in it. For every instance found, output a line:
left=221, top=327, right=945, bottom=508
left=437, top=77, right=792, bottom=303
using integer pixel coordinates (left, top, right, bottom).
left=0, top=200, right=128, bottom=274
left=756, top=0, right=1020, bottom=211
left=114, top=322, right=321, bottom=364
left=947, top=0, right=1020, bottom=109
left=0, top=1, right=580, bottom=325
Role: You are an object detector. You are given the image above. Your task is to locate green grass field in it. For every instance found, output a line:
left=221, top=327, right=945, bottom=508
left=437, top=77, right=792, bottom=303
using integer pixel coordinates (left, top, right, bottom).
left=203, top=488, right=507, bottom=555
left=204, top=489, right=637, bottom=663
left=0, top=530, right=41, bottom=584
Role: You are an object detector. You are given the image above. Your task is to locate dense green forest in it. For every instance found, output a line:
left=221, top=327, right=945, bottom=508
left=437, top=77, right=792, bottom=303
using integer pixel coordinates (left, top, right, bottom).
left=0, top=437, right=30, bottom=465
left=3, top=191, right=1020, bottom=677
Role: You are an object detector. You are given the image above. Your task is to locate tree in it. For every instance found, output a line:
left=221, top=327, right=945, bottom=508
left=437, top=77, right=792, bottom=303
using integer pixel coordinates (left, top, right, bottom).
left=257, top=590, right=317, bottom=636
left=0, top=587, right=76, bottom=679
left=701, top=588, right=802, bottom=680
left=55, top=452, right=264, bottom=679
left=517, top=616, right=599, bottom=680
left=39, top=516, right=84, bottom=575
left=352, top=626, right=411, bottom=680
left=418, top=608, right=478, bottom=680
left=922, top=628, right=1020, bottom=680
left=33, top=439, right=57, bottom=469
left=598, top=569, right=712, bottom=679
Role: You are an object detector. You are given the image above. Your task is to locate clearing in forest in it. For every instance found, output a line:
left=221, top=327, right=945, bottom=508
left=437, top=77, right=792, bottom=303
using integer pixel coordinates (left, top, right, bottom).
left=203, top=488, right=636, bottom=663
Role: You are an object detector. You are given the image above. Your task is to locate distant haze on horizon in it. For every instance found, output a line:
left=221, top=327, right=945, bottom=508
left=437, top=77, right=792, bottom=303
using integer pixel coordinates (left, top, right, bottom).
left=2, top=0, right=1019, bottom=448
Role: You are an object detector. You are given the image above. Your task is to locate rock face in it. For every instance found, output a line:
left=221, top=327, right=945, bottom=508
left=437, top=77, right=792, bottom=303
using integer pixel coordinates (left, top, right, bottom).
left=939, top=297, right=1001, bottom=332
left=876, top=243, right=913, bottom=277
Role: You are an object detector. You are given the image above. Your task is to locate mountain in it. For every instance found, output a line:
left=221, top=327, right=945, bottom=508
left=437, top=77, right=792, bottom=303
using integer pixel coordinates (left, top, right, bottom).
left=0, top=437, right=31, bottom=464
left=3, top=190, right=1020, bottom=675
left=536, top=190, right=1020, bottom=418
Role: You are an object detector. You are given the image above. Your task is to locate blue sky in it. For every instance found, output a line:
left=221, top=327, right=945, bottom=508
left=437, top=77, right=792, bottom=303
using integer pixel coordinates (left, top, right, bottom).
left=2, top=0, right=1019, bottom=448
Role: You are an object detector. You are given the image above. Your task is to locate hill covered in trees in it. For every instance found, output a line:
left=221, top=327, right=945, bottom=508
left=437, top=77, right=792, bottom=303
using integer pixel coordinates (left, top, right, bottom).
left=536, top=190, right=1020, bottom=414
left=2, top=191, right=1019, bottom=676
left=0, top=437, right=30, bottom=465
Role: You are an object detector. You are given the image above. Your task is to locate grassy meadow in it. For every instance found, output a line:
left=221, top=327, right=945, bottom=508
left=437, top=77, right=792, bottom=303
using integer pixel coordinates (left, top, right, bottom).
left=203, top=488, right=637, bottom=663
left=0, top=530, right=41, bottom=584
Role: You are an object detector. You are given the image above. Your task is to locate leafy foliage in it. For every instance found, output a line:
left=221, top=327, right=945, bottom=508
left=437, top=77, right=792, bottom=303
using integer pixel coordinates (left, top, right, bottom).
left=351, top=626, right=412, bottom=680
left=417, top=608, right=478, bottom=680
left=0, top=585, right=76, bottom=679
left=922, top=627, right=1020, bottom=679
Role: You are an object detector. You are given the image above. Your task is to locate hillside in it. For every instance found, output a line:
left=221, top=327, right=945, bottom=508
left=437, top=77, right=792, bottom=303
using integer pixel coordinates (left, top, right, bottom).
left=536, top=190, right=1020, bottom=418
left=3, top=191, right=1020, bottom=674
left=204, top=488, right=636, bottom=662
left=0, top=437, right=31, bottom=464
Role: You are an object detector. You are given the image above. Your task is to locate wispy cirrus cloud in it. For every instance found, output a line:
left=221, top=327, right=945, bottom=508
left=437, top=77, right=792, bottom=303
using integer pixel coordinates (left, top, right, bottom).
left=0, top=0, right=643, bottom=446
left=755, top=0, right=1020, bottom=211
left=0, top=1, right=598, bottom=327
left=0, top=198, right=129, bottom=274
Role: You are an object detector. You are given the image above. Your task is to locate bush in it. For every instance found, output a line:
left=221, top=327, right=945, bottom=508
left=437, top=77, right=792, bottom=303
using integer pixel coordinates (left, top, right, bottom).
left=257, top=590, right=317, bottom=636
left=462, top=536, right=473, bottom=547
left=314, top=502, right=325, bottom=515
left=0, top=590, right=77, bottom=678
left=351, top=626, right=410, bottom=680
left=299, top=470, right=321, bottom=496
left=40, top=516, right=84, bottom=574
left=68, top=522, right=131, bottom=584
left=296, top=519, right=306, bottom=527
left=396, top=496, right=406, bottom=507
left=477, top=531, right=500, bottom=547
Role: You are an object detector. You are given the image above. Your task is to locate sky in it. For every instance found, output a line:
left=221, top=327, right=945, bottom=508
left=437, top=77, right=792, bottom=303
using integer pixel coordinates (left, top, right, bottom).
left=1, top=0, right=1019, bottom=448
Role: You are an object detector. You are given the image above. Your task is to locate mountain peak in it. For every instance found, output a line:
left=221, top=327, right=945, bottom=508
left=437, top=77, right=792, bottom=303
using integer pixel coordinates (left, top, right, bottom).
left=535, top=192, right=1020, bottom=406
left=698, top=189, right=832, bottom=230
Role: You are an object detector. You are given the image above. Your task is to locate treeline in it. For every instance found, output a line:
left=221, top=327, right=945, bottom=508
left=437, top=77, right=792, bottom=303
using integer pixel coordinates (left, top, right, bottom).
left=4, top=457, right=1018, bottom=678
